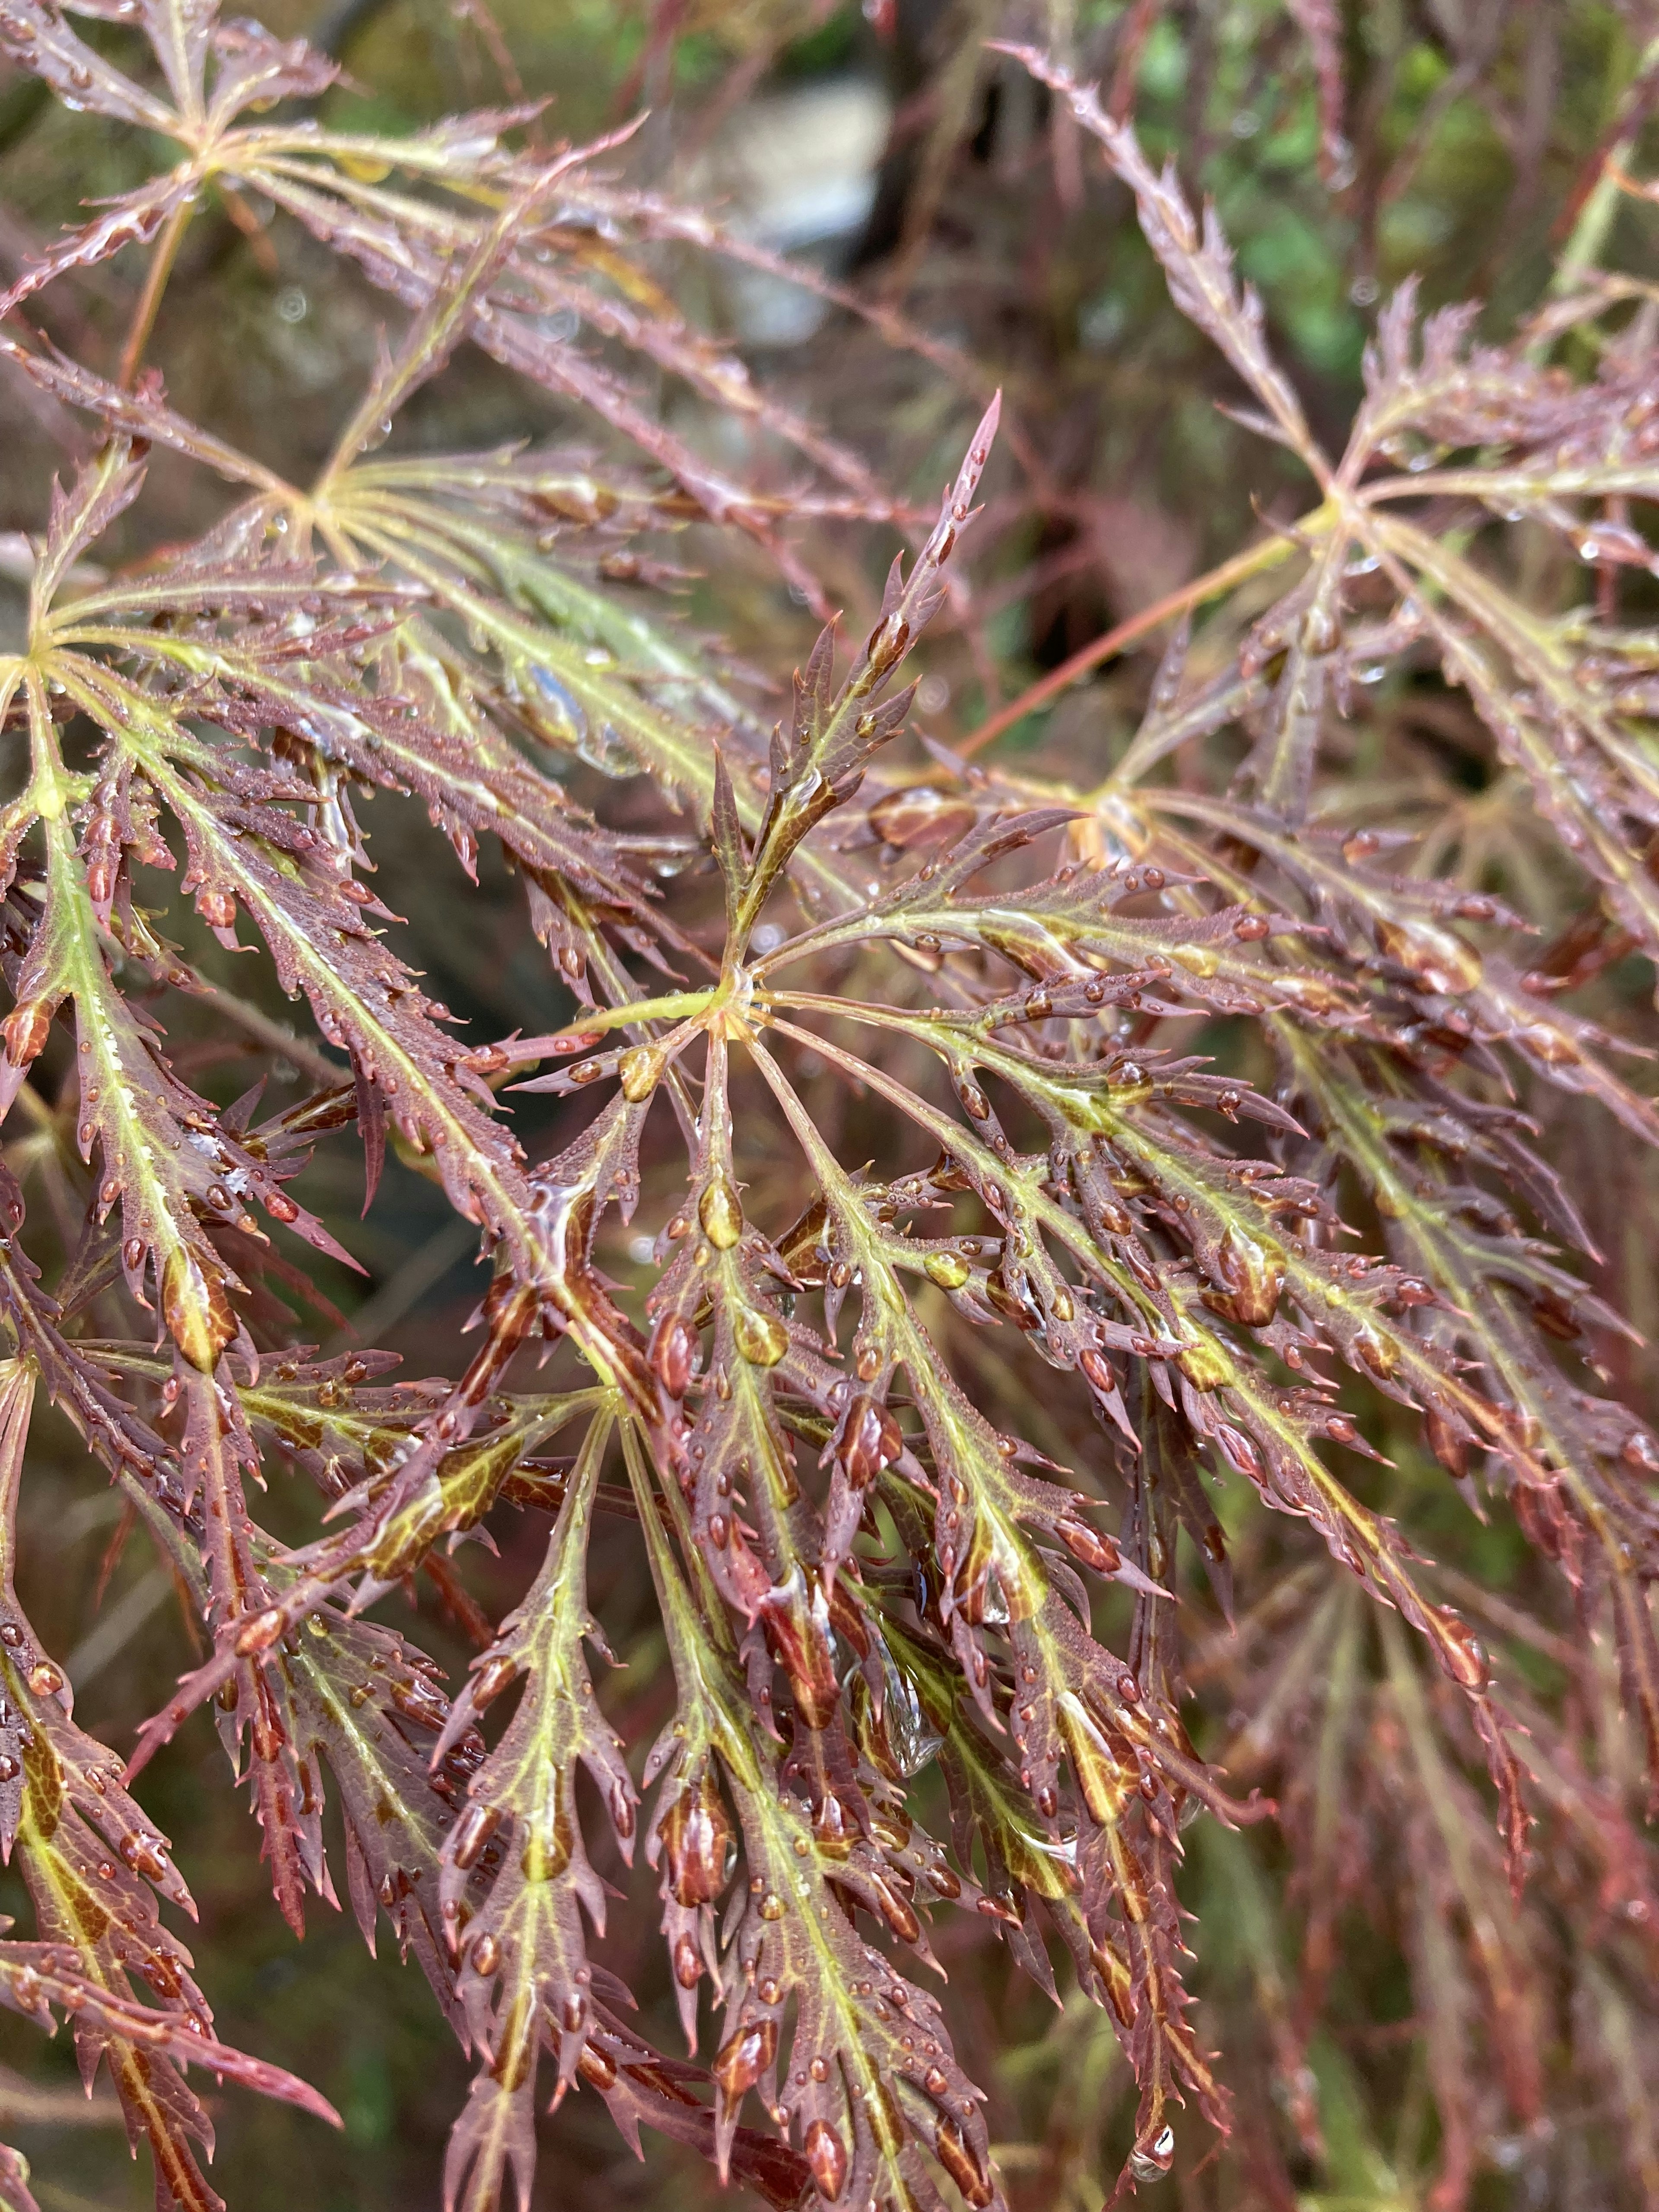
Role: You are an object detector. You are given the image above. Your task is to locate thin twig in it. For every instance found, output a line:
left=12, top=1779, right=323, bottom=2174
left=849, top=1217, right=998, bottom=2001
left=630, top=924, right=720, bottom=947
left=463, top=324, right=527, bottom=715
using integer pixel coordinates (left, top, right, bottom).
left=115, top=198, right=192, bottom=394
left=956, top=524, right=1313, bottom=757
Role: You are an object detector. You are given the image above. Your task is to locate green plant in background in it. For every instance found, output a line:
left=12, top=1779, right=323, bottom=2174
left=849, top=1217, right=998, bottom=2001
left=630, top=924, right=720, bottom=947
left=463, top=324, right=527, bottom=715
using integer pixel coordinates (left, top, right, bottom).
left=0, top=4, right=1656, bottom=2212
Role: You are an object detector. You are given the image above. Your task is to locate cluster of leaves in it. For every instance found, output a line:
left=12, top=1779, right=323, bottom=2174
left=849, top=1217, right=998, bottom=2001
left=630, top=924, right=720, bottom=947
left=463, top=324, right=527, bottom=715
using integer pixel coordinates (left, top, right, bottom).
left=0, top=6, right=1656, bottom=2211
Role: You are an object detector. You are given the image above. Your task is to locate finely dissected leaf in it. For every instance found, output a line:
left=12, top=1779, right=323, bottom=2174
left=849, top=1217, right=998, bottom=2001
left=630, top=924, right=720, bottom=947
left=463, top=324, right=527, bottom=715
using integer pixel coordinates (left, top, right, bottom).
left=0, top=10, right=1656, bottom=2209
left=0, top=0, right=177, bottom=135
left=626, top=1426, right=1001, bottom=2212
left=434, top=1411, right=633, bottom=2212
left=0, top=1357, right=338, bottom=2209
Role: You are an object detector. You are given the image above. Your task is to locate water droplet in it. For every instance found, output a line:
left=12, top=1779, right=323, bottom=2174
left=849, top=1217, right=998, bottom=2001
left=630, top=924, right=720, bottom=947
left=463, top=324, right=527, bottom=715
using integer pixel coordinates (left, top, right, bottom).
left=1128, top=2124, right=1176, bottom=2182
left=733, top=1304, right=788, bottom=1367
left=699, top=1174, right=743, bottom=1250
left=920, top=1243, right=969, bottom=1294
